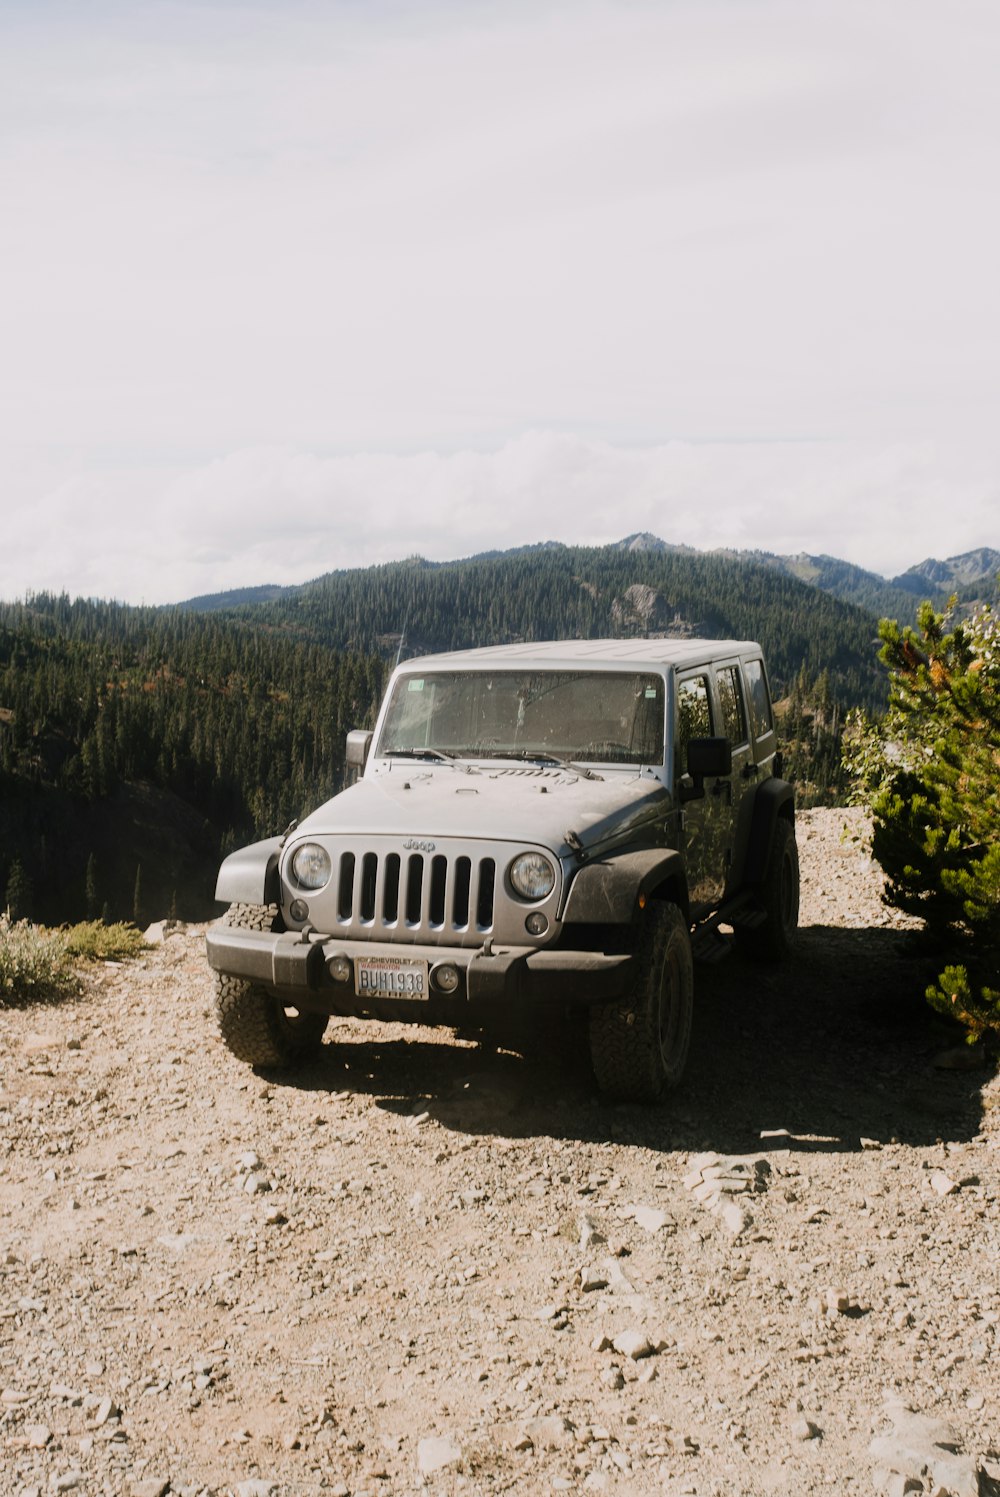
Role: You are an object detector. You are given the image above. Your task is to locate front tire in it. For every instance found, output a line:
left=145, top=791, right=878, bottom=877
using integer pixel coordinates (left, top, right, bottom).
left=589, top=902, right=694, bottom=1102
left=213, top=903, right=329, bottom=1068
left=735, top=817, right=799, bottom=961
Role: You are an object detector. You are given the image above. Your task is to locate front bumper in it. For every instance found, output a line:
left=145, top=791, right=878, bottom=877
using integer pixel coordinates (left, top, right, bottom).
left=205, top=925, right=632, bottom=1017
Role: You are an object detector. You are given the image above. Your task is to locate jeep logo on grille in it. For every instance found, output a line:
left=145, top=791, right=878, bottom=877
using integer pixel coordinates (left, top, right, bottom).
left=403, top=838, right=436, bottom=852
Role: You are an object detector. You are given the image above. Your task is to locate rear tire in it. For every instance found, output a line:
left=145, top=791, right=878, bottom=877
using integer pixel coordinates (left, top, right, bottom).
left=213, top=903, right=329, bottom=1068
left=589, top=903, right=694, bottom=1102
left=734, top=817, right=799, bottom=962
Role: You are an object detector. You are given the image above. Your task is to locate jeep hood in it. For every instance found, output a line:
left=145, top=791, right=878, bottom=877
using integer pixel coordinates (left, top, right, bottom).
left=295, top=765, right=670, bottom=857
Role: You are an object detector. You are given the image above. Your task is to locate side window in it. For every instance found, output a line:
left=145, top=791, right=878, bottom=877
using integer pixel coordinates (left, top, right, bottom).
left=716, top=665, right=748, bottom=747
left=743, top=658, right=773, bottom=740
left=676, top=674, right=713, bottom=770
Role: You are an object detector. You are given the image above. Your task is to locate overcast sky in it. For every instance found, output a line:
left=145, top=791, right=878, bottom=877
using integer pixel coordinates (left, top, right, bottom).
left=2, top=0, right=998, bottom=605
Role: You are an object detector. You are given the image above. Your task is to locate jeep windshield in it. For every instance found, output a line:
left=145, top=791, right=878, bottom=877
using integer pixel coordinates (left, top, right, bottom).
left=377, top=670, right=665, bottom=766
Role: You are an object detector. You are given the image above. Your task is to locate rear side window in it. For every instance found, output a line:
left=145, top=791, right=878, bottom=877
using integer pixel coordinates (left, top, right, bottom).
left=716, top=665, right=748, bottom=746
left=743, top=658, right=773, bottom=740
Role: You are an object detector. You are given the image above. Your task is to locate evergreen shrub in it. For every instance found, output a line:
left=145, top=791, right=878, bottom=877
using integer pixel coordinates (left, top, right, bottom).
left=63, top=920, right=146, bottom=962
left=844, top=599, right=1000, bottom=1041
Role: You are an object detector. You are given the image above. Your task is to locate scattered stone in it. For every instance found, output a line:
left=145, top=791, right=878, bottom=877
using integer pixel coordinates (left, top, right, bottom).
left=791, top=1416, right=821, bottom=1441
left=720, top=1202, right=751, bottom=1237
left=235, top=1482, right=277, bottom=1497
left=417, top=1436, right=462, bottom=1475
left=130, top=1483, right=170, bottom=1497
left=496, top=1423, right=534, bottom=1452
left=143, top=919, right=185, bottom=944
left=623, top=1205, right=671, bottom=1233
left=600, top=1367, right=625, bottom=1390
left=579, top=1213, right=605, bottom=1250
left=91, top=1395, right=118, bottom=1426
left=880, top=1476, right=923, bottom=1497
left=683, top=1154, right=769, bottom=1227
left=580, top=1265, right=608, bottom=1292
left=523, top=1415, right=574, bottom=1450
left=612, top=1329, right=654, bottom=1361
left=929, top=1172, right=959, bottom=1196
left=871, top=1398, right=980, bottom=1497
left=244, top=1173, right=271, bottom=1195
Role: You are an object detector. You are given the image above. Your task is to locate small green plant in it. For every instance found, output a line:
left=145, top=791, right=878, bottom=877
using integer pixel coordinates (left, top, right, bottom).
left=0, top=913, right=78, bottom=1003
left=63, top=920, right=147, bottom=962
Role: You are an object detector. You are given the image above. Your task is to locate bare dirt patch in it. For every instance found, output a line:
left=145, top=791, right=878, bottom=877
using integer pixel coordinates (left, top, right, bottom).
left=1, top=808, right=998, bottom=1497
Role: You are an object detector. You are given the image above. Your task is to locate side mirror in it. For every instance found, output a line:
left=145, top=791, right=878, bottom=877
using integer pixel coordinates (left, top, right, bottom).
left=346, top=729, right=373, bottom=771
left=687, top=736, right=732, bottom=779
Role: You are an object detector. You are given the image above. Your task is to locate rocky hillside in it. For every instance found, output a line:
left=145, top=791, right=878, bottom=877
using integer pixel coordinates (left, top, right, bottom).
left=0, top=808, right=998, bottom=1497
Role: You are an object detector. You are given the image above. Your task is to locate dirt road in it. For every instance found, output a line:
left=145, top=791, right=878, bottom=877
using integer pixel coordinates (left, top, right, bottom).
left=1, top=809, right=998, bottom=1497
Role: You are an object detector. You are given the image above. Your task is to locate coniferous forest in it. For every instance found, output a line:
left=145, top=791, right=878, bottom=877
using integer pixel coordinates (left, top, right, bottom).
left=0, top=596, right=383, bottom=924
left=0, top=541, right=948, bottom=924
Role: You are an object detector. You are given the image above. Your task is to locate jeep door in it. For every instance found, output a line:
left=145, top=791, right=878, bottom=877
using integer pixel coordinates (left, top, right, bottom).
left=675, top=670, right=729, bottom=911
left=714, top=656, right=756, bottom=826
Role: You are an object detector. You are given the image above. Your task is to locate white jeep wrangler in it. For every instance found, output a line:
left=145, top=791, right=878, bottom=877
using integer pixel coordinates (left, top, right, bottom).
left=206, top=638, right=798, bottom=1101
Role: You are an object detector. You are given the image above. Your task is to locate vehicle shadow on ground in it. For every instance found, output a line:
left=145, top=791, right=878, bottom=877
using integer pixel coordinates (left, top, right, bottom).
left=271, top=924, right=991, bottom=1155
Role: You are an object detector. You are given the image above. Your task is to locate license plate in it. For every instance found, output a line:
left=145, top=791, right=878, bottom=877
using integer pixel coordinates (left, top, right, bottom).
left=355, top=956, right=429, bottom=1000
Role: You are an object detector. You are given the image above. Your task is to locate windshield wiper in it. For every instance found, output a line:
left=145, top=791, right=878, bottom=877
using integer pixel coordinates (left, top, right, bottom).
left=386, top=748, right=474, bottom=773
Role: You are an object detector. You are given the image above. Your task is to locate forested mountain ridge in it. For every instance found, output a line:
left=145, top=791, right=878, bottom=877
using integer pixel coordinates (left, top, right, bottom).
left=0, top=595, right=383, bottom=924
left=205, top=543, right=886, bottom=709
left=180, top=539, right=998, bottom=627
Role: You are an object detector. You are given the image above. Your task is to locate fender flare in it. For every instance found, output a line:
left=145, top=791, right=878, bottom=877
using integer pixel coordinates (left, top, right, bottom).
left=561, top=847, right=686, bottom=925
left=215, top=837, right=283, bottom=907
left=740, top=779, right=795, bottom=886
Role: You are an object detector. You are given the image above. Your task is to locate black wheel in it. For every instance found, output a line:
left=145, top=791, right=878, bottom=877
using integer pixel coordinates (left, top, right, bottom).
left=734, top=818, right=799, bottom=962
left=213, top=903, right=329, bottom=1068
left=588, top=902, right=694, bottom=1102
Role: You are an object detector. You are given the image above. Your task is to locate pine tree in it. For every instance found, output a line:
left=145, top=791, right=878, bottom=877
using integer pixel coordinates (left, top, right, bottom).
left=85, top=853, right=99, bottom=920
left=5, top=858, right=31, bottom=921
left=132, top=865, right=144, bottom=928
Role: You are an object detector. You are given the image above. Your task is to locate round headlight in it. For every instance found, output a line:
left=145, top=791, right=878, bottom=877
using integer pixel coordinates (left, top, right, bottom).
left=509, top=852, right=556, bottom=901
left=290, top=842, right=332, bottom=891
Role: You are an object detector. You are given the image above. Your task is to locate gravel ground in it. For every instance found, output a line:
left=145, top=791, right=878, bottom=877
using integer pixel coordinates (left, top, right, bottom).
left=1, top=807, right=998, bottom=1497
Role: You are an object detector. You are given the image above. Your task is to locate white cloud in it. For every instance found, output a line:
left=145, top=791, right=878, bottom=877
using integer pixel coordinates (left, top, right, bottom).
left=2, top=432, right=996, bottom=604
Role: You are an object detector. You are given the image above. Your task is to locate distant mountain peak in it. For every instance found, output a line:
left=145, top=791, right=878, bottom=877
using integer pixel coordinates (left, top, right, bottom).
left=892, top=547, right=1000, bottom=596
left=617, top=533, right=672, bottom=553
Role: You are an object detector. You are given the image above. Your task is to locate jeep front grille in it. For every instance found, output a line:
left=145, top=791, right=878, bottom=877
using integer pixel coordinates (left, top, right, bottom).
left=323, top=846, right=496, bottom=940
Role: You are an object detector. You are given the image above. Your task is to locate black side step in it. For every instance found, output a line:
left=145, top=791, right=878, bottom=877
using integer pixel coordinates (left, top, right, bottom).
left=691, top=926, right=731, bottom=964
